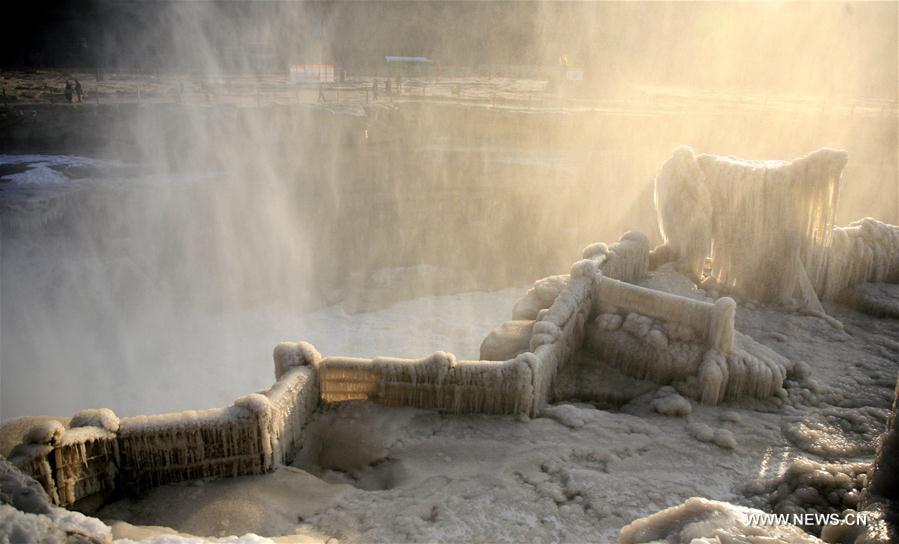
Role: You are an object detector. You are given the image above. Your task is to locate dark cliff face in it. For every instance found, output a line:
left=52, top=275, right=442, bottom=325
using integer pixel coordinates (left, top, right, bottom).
left=868, top=375, right=899, bottom=500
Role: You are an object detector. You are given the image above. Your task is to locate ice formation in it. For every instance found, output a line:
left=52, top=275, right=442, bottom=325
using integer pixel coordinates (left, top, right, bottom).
left=685, top=420, right=738, bottom=449
left=7, top=344, right=321, bottom=509
left=1, top=456, right=52, bottom=515
left=272, top=341, right=321, bottom=380
left=824, top=218, right=899, bottom=301
left=22, top=421, right=65, bottom=447
left=0, top=504, right=112, bottom=544
left=70, top=409, right=120, bottom=433
left=4, top=146, right=897, bottom=542
left=744, top=459, right=868, bottom=530
left=319, top=351, right=536, bottom=416
left=650, top=386, right=692, bottom=416
left=479, top=320, right=534, bottom=361
left=586, top=279, right=790, bottom=404
left=619, top=497, right=823, bottom=543
left=653, top=146, right=899, bottom=313
left=783, top=406, right=888, bottom=459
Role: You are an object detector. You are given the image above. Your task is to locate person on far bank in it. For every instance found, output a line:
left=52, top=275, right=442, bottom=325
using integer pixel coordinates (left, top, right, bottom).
left=74, top=80, right=83, bottom=103
left=64, top=80, right=74, bottom=103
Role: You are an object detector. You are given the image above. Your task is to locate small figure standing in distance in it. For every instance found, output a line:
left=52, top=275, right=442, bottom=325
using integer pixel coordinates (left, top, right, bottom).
left=64, top=80, right=74, bottom=103
left=74, top=79, right=83, bottom=103
left=385, top=78, right=391, bottom=94
left=372, top=80, right=378, bottom=100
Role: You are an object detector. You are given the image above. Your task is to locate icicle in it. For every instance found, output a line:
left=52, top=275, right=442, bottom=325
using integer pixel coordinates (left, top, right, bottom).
left=653, top=146, right=850, bottom=310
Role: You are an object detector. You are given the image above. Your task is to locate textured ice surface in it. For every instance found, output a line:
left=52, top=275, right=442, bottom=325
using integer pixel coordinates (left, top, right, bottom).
left=0, top=499, right=112, bottom=543
left=743, top=458, right=867, bottom=534
left=619, top=497, right=823, bottom=543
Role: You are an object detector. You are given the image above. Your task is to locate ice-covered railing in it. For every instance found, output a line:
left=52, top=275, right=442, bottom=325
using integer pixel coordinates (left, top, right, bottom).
left=594, top=277, right=736, bottom=353
left=8, top=409, right=120, bottom=508
left=118, top=401, right=268, bottom=493
left=9, top=346, right=320, bottom=507
left=318, top=352, right=536, bottom=416
left=268, top=342, right=321, bottom=465
left=588, top=266, right=789, bottom=404
left=821, top=217, right=899, bottom=300
left=316, top=232, right=654, bottom=417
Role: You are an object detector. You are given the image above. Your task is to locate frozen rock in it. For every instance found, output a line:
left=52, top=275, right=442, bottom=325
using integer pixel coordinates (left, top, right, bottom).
left=686, top=421, right=715, bottom=443
left=650, top=391, right=692, bottom=417
left=595, top=313, right=623, bottom=331
left=582, top=242, right=609, bottom=260
left=70, top=408, right=119, bottom=433
left=23, top=421, right=64, bottom=446
left=512, top=290, right=542, bottom=320
left=619, top=497, right=822, bottom=543
left=864, top=373, right=899, bottom=539
left=479, top=320, right=534, bottom=361
left=663, top=321, right=697, bottom=342
left=744, top=458, right=868, bottom=528
left=0, top=457, right=52, bottom=515
left=646, top=329, right=669, bottom=351
left=541, top=404, right=587, bottom=429
left=534, top=275, right=570, bottom=307
left=783, top=406, right=887, bottom=459
left=622, top=313, right=652, bottom=338
left=712, top=428, right=737, bottom=449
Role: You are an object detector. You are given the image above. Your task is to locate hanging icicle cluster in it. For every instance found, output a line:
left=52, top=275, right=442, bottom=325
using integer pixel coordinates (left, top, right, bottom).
left=9, top=349, right=322, bottom=505
left=654, top=146, right=849, bottom=311
left=117, top=405, right=266, bottom=493
left=822, top=217, right=899, bottom=299
left=261, top=365, right=319, bottom=466
left=8, top=419, right=118, bottom=508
